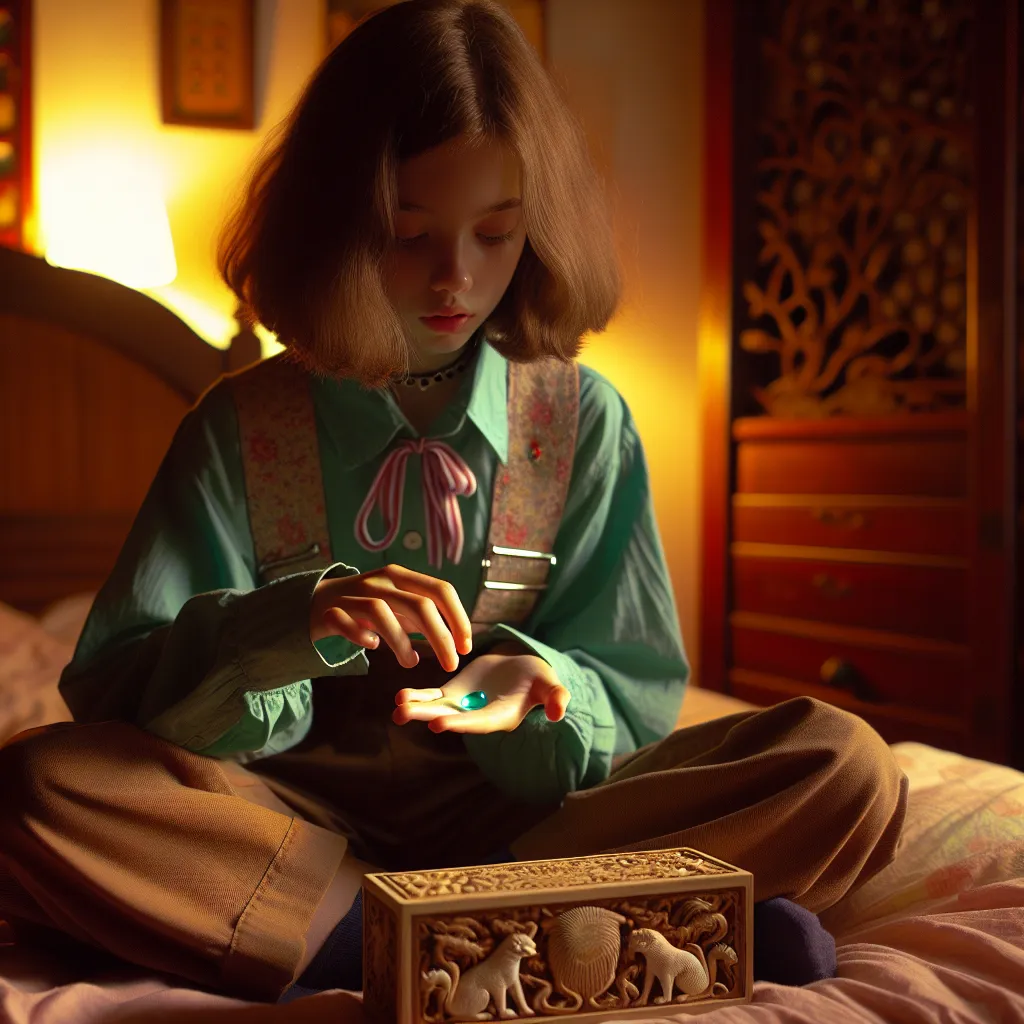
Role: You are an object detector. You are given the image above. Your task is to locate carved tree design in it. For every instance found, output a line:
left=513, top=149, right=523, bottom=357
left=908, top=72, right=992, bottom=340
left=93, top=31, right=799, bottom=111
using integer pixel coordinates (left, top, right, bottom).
left=740, top=0, right=973, bottom=416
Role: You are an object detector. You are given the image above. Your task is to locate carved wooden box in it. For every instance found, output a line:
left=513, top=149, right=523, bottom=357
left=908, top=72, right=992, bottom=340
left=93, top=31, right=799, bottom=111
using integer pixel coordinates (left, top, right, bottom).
left=362, top=847, right=753, bottom=1023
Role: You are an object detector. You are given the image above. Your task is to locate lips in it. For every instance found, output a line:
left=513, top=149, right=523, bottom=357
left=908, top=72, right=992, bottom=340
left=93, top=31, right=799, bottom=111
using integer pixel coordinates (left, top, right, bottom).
left=420, top=312, right=474, bottom=333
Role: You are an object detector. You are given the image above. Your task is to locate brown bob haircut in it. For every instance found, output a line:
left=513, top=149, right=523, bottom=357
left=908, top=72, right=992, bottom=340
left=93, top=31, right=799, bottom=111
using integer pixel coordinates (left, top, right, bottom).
left=218, top=0, right=621, bottom=385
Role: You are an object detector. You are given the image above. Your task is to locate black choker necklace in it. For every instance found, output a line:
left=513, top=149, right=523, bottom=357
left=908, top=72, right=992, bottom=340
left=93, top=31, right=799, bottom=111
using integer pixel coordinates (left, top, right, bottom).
left=398, top=338, right=480, bottom=391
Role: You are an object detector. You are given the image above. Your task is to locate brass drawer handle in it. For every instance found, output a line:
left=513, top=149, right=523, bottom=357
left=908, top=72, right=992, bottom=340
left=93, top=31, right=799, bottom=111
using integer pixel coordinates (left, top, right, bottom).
left=812, top=573, right=852, bottom=599
left=820, top=657, right=881, bottom=703
left=811, top=508, right=867, bottom=530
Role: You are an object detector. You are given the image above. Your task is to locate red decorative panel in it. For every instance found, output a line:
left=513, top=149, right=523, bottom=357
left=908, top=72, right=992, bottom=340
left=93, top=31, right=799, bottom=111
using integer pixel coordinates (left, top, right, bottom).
left=0, top=2, right=30, bottom=250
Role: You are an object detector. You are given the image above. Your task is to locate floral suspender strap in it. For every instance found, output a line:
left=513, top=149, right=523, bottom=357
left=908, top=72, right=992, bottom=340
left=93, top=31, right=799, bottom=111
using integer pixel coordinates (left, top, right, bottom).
left=470, top=358, right=579, bottom=626
left=230, top=355, right=334, bottom=583
left=231, top=354, right=579, bottom=625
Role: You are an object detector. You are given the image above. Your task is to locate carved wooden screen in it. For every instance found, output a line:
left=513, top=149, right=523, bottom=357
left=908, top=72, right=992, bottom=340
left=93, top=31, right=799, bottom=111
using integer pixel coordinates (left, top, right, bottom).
left=732, top=0, right=974, bottom=418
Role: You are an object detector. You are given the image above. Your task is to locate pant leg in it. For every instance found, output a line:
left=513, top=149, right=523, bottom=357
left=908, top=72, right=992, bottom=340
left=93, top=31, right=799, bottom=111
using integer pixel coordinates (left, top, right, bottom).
left=0, top=720, right=348, bottom=1001
left=510, top=696, right=909, bottom=914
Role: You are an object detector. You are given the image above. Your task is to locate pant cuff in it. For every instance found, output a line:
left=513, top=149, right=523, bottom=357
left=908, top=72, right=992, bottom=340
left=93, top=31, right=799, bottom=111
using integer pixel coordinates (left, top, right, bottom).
left=220, top=817, right=348, bottom=1000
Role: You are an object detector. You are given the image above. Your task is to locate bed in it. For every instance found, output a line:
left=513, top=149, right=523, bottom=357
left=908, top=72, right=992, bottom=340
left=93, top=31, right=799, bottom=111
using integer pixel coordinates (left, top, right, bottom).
left=1, top=246, right=1022, bottom=1023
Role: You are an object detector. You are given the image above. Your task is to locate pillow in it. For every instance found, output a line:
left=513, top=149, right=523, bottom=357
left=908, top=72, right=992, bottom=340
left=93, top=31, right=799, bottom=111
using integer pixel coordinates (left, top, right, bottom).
left=37, top=592, right=96, bottom=646
left=820, top=741, right=1024, bottom=939
left=0, top=601, right=76, bottom=746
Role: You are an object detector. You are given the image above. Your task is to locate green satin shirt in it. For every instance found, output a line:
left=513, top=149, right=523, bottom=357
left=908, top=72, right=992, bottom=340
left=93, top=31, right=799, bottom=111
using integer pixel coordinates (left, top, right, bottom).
left=59, top=339, right=689, bottom=804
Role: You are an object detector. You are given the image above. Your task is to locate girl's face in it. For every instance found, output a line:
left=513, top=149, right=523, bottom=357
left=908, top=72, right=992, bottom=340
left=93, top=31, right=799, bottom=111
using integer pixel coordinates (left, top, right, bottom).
left=385, top=134, right=527, bottom=372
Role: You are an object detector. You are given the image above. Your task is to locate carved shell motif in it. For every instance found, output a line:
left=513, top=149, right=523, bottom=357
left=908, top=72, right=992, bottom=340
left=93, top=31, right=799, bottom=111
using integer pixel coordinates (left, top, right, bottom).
left=546, top=906, right=627, bottom=1000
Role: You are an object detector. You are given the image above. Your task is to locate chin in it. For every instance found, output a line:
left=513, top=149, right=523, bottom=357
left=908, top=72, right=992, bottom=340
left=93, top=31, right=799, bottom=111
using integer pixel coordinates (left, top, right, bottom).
left=409, top=325, right=478, bottom=362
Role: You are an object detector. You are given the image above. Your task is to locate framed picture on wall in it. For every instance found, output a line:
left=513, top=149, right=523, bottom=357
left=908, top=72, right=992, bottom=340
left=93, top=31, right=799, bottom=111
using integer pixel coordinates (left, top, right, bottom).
left=325, top=0, right=545, bottom=60
left=0, top=1, right=31, bottom=251
left=160, top=0, right=255, bottom=129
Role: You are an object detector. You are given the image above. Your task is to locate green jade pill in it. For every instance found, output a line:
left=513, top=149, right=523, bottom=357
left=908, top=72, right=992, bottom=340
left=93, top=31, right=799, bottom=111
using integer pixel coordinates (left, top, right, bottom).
left=459, top=690, right=488, bottom=711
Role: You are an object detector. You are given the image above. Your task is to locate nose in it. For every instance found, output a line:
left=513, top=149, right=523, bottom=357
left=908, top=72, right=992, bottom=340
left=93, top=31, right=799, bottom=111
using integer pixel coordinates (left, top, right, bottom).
left=430, top=244, right=472, bottom=296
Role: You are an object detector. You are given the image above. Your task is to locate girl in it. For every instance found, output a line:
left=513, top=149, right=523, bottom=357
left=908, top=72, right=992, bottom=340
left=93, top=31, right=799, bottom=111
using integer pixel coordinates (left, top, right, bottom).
left=0, top=0, right=906, bottom=1007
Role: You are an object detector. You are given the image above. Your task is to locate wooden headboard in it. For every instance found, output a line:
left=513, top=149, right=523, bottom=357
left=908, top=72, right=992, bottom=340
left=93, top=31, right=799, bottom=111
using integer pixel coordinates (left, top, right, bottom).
left=0, top=246, right=262, bottom=613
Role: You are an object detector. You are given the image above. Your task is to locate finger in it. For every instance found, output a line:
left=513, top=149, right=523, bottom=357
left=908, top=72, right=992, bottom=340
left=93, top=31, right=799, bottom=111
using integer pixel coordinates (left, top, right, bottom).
left=381, top=566, right=473, bottom=656
left=350, top=597, right=419, bottom=668
left=317, top=606, right=381, bottom=651
left=427, top=706, right=515, bottom=734
left=392, top=702, right=463, bottom=726
left=387, top=593, right=460, bottom=673
left=544, top=685, right=571, bottom=722
left=393, top=687, right=446, bottom=705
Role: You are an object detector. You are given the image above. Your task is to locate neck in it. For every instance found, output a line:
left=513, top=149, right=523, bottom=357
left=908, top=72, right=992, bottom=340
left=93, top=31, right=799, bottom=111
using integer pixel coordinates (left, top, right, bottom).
left=391, top=373, right=463, bottom=434
left=407, top=342, right=472, bottom=376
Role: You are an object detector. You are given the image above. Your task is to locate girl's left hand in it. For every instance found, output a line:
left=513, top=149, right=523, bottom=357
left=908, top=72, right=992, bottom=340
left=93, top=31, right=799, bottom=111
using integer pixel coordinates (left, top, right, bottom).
left=392, top=648, right=570, bottom=734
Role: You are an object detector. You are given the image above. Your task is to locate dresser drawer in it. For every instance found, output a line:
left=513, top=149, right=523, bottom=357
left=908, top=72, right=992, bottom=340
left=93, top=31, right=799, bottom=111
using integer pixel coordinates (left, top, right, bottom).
left=731, top=552, right=967, bottom=642
left=735, top=439, right=967, bottom=497
left=728, top=670, right=968, bottom=752
left=733, top=500, right=966, bottom=556
left=731, top=618, right=967, bottom=715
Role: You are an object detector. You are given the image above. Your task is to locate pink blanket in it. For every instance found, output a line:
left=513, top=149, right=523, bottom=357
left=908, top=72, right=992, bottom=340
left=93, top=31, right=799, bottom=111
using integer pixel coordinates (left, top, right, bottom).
left=1, top=596, right=1022, bottom=1024
left=4, top=881, right=1023, bottom=1024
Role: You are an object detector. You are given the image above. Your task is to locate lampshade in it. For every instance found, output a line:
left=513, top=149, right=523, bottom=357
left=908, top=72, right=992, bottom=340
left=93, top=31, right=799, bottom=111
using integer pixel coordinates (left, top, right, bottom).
left=41, top=150, right=177, bottom=290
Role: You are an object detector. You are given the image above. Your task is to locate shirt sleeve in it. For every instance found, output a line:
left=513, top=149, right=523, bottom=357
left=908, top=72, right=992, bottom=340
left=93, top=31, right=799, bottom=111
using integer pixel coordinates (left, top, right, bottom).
left=464, top=371, right=690, bottom=803
left=58, top=380, right=368, bottom=760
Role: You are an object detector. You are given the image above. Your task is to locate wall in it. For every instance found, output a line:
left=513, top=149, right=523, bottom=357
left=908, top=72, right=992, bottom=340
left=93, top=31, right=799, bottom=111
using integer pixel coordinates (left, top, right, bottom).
left=32, top=0, right=324, bottom=345
left=548, top=0, right=705, bottom=668
left=32, top=0, right=705, bottom=669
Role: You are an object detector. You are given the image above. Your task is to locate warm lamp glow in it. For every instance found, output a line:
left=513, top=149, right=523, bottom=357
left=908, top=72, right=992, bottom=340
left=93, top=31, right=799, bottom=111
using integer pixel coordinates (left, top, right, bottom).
left=41, top=150, right=177, bottom=289
left=145, top=285, right=236, bottom=349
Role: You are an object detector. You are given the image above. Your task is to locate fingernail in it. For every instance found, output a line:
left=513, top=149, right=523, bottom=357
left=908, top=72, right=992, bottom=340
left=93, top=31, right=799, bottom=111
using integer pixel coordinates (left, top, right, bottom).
left=367, top=634, right=379, bottom=648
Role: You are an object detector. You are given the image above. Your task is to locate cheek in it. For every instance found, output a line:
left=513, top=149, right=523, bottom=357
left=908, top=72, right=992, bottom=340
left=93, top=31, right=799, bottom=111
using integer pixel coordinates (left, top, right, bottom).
left=493, top=240, right=527, bottom=293
left=382, top=258, right=419, bottom=306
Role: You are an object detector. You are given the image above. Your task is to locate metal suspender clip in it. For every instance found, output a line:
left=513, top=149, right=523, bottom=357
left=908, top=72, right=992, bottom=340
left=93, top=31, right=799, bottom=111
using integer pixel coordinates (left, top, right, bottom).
left=480, top=544, right=557, bottom=592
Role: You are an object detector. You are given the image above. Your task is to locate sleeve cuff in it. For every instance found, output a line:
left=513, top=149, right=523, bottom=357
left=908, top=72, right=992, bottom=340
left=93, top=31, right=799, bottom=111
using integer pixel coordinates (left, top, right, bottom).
left=463, top=624, right=618, bottom=801
left=488, top=623, right=606, bottom=719
left=231, top=562, right=369, bottom=692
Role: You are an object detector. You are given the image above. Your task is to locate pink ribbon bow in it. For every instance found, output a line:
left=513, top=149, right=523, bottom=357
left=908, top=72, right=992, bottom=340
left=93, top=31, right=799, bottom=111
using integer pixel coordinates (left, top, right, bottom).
left=355, top=438, right=477, bottom=568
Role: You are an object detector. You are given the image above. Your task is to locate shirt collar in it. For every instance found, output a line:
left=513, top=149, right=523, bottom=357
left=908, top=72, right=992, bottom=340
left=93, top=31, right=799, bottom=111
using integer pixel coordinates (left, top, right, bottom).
left=463, top=338, right=508, bottom=463
left=310, top=332, right=509, bottom=469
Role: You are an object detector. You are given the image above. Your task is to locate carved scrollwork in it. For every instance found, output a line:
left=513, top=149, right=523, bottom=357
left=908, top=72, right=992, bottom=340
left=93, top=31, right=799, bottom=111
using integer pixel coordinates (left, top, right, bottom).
left=739, top=0, right=973, bottom=416
left=414, top=889, right=744, bottom=1020
left=377, top=849, right=730, bottom=902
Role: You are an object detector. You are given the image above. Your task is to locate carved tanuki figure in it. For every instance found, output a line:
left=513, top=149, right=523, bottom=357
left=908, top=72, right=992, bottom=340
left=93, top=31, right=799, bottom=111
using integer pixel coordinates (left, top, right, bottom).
left=627, top=928, right=738, bottom=1005
left=423, top=926, right=538, bottom=1020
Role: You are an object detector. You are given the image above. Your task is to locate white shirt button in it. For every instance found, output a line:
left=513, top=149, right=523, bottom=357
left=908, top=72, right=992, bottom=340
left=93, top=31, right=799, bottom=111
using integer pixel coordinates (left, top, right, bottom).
left=402, top=530, right=424, bottom=551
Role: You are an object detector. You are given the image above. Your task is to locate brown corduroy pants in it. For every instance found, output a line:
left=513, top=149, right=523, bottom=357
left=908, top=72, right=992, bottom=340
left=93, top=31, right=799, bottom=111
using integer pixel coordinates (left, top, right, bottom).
left=0, top=690, right=907, bottom=1002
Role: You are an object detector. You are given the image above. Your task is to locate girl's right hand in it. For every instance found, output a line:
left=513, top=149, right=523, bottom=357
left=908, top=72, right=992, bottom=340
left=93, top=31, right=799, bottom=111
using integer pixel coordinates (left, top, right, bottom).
left=310, top=564, right=472, bottom=672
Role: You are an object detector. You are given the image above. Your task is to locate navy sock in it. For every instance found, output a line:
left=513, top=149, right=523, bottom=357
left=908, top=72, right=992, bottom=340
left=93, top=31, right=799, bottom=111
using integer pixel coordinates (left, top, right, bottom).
left=281, top=851, right=516, bottom=1002
left=481, top=852, right=833, bottom=985
left=281, top=856, right=834, bottom=997
left=753, top=897, right=837, bottom=985
left=281, top=889, right=364, bottom=999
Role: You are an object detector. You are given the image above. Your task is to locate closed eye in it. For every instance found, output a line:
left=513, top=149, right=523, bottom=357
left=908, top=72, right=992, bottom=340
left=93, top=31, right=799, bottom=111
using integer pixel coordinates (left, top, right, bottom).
left=394, top=230, right=517, bottom=248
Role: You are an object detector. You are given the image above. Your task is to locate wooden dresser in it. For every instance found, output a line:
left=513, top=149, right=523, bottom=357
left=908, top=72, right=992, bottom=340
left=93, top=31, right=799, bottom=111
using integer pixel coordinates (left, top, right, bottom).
left=699, top=0, right=1021, bottom=765
left=729, top=413, right=969, bottom=753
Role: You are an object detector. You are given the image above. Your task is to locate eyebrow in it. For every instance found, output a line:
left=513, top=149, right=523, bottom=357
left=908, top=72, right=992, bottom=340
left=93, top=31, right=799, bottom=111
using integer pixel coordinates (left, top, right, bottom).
left=398, top=198, right=522, bottom=216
